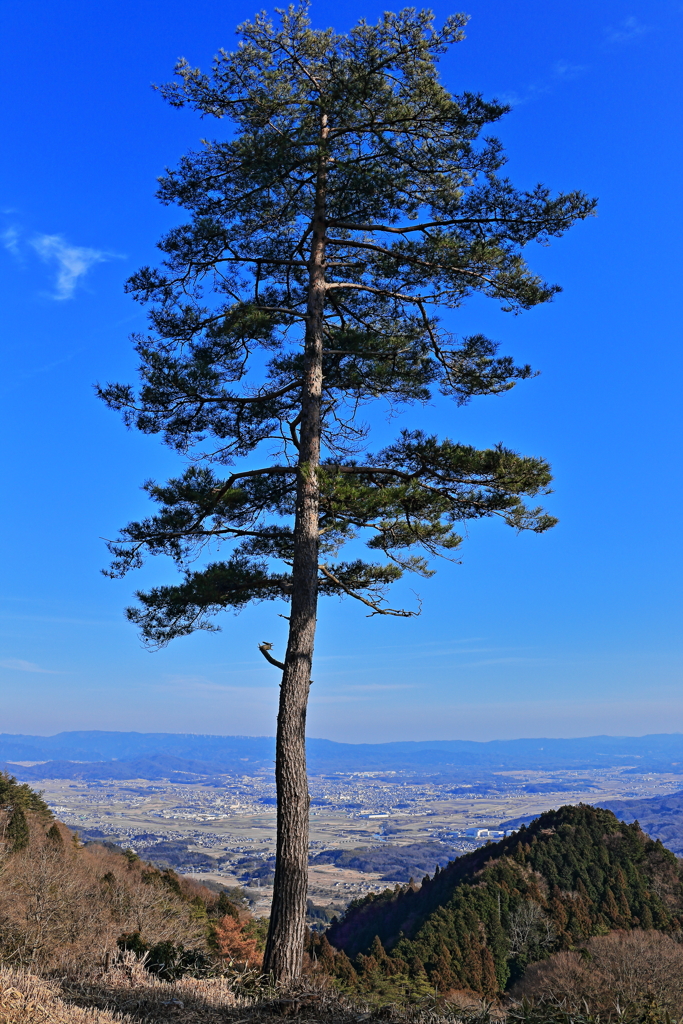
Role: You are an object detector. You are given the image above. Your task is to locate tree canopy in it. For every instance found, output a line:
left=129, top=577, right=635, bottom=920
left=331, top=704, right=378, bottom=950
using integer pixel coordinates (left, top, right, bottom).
left=100, top=6, right=594, bottom=639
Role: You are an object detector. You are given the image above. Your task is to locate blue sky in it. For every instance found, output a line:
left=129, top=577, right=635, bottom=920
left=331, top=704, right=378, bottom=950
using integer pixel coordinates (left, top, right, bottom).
left=1, top=0, right=681, bottom=741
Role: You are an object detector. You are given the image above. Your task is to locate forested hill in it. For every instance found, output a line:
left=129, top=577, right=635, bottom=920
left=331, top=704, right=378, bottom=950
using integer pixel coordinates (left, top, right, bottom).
left=326, top=804, right=683, bottom=996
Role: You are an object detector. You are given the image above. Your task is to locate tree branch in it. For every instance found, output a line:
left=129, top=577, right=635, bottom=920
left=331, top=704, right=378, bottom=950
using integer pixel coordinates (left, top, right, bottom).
left=258, top=642, right=286, bottom=670
left=325, top=236, right=499, bottom=287
left=123, top=380, right=302, bottom=411
left=326, top=217, right=478, bottom=234
left=195, top=380, right=302, bottom=405
left=326, top=216, right=562, bottom=234
left=318, top=564, right=417, bottom=617
left=186, top=466, right=298, bottom=533
left=325, top=281, right=430, bottom=302
left=323, top=347, right=410, bottom=357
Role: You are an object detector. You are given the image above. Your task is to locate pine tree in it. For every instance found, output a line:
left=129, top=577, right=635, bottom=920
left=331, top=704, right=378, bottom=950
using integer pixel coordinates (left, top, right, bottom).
left=480, top=946, right=499, bottom=998
left=99, top=4, right=595, bottom=980
left=318, top=933, right=337, bottom=972
left=7, top=806, right=29, bottom=851
left=432, top=952, right=453, bottom=991
left=46, top=822, right=64, bottom=845
left=334, top=948, right=358, bottom=986
left=367, top=935, right=383, bottom=958
left=410, top=955, right=427, bottom=980
left=603, top=886, right=622, bottom=927
left=463, top=935, right=483, bottom=992
left=357, top=952, right=379, bottom=981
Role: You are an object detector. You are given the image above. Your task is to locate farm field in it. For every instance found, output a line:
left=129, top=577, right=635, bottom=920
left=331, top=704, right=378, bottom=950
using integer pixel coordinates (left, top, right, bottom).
left=34, top=765, right=683, bottom=913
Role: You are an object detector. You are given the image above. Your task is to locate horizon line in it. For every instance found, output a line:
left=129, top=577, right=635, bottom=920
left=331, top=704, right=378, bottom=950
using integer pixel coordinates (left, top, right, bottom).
left=1, top=729, right=682, bottom=745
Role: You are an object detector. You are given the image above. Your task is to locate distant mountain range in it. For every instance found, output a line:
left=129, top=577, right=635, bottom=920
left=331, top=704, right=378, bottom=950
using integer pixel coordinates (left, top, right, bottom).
left=1, top=730, right=683, bottom=779
left=0, top=753, right=235, bottom=784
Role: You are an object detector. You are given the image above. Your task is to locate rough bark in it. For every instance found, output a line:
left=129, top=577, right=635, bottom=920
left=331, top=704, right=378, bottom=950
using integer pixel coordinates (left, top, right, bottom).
left=263, top=114, right=328, bottom=982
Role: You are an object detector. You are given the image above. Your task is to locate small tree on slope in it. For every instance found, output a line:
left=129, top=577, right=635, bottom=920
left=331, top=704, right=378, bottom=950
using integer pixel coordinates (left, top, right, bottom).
left=99, top=5, right=595, bottom=981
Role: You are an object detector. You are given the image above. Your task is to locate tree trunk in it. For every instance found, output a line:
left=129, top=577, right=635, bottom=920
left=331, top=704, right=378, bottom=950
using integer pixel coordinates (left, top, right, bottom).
left=263, top=114, right=328, bottom=983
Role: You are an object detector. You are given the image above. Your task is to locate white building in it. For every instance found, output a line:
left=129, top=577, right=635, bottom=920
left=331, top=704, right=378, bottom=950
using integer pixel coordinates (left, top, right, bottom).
left=463, top=827, right=517, bottom=839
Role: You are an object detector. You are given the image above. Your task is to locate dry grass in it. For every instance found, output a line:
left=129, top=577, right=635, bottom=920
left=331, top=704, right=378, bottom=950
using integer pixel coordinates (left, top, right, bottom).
left=58, top=951, right=243, bottom=1022
left=1, top=954, right=676, bottom=1024
left=0, top=967, right=133, bottom=1023
left=0, top=957, right=497, bottom=1024
left=0, top=962, right=246, bottom=1024
left=62, top=966, right=374, bottom=1023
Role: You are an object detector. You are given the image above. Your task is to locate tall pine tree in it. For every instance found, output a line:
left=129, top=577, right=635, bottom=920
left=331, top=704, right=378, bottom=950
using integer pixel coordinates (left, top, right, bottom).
left=7, top=806, right=29, bottom=851
left=99, top=5, right=595, bottom=979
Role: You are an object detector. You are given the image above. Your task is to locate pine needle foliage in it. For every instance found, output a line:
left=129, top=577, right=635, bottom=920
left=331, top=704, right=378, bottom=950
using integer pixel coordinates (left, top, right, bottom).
left=6, top=806, right=30, bottom=852
left=98, top=4, right=595, bottom=980
left=0, top=771, right=53, bottom=853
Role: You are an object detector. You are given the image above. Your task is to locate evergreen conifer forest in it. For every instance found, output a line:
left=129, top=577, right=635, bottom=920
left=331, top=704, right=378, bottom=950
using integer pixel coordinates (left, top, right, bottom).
left=321, top=804, right=683, bottom=999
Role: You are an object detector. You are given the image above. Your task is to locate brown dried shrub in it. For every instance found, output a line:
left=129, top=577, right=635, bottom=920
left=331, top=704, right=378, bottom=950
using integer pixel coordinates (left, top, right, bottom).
left=511, top=928, right=683, bottom=1014
left=214, top=915, right=263, bottom=967
left=0, top=820, right=207, bottom=973
left=442, top=987, right=487, bottom=1010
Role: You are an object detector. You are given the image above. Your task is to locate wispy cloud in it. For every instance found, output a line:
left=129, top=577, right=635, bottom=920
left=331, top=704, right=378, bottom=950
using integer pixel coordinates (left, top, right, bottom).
left=552, top=60, right=587, bottom=81
left=2, top=221, right=124, bottom=299
left=0, top=658, right=61, bottom=674
left=326, top=683, right=417, bottom=693
left=162, top=674, right=276, bottom=693
left=30, top=234, right=121, bottom=300
left=460, top=656, right=553, bottom=668
left=498, top=59, right=588, bottom=108
left=604, top=16, right=650, bottom=45
left=1, top=227, right=21, bottom=258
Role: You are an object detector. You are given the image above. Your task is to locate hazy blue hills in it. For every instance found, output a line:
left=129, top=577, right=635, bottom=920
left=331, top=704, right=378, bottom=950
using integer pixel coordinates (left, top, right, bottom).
left=2, top=731, right=683, bottom=778
left=0, top=754, right=236, bottom=783
left=501, top=790, right=683, bottom=858
left=0, top=732, right=277, bottom=767
left=598, top=790, right=683, bottom=856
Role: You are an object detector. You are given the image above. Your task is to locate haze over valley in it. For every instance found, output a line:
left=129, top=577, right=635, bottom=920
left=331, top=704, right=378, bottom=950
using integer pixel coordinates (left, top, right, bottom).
left=7, top=730, right=683, bottom=920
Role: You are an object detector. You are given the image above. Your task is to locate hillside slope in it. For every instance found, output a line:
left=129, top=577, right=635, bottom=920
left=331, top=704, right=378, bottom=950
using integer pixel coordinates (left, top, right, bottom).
left=326, top=804, right=683, bottom=995
left=311, top=842, right=462, bottom=883
left=0, top=771, right=255, bottom=976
